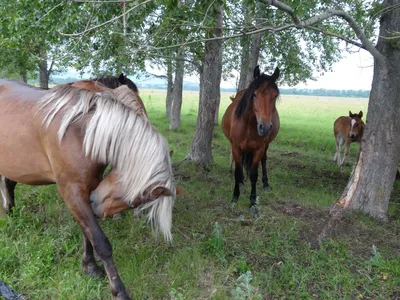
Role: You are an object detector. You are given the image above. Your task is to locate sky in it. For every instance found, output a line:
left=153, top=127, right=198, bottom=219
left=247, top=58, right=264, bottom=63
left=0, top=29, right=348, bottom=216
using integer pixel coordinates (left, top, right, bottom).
left=218, top=48, right=374, bottom=91
left=291, top=49, right=374, bottom=91
left=66, top=48, right=374, bottom=91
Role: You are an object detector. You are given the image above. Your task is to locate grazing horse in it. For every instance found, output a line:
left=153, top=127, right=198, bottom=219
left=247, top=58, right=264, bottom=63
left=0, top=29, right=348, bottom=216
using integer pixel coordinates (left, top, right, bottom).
left=222, top=66, right=280, bottom=214
left=0, top=76, right=142, bottom=216
left=333, top=111, right=365, bottom=168
left=0, top=80, right=175, bottom=299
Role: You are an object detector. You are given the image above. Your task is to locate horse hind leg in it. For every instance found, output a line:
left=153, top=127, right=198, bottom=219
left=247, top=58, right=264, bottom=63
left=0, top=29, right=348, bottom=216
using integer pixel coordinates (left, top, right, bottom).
left=82, top=233, right=106, bottom=278
left=0, top=176, right=17, bottom=215
left=340, top=138, right=351, bottom=168
left=59, top=183, right=131, bottom=300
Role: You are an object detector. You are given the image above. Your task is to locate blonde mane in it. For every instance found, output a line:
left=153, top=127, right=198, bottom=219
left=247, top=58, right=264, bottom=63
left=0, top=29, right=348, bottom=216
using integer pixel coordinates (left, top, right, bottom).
left=37, top=84, right=175, bottom=241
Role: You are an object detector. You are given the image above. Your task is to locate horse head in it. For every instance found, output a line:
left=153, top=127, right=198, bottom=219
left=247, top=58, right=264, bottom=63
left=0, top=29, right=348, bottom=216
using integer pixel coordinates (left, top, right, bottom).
left=251, top=66, right=280, bottom=137
left=349, top=110, right=364, bottom=140
left=118, top=73, right=139, bottom=93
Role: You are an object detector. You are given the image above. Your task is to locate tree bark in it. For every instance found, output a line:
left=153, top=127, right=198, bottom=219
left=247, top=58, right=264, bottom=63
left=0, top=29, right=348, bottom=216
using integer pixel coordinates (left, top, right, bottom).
left=321, top=0, right=400, bottom=235
left=169, top=51, right=184, bottom=130
left=214, top=37, right=223, bottom=125
left=238, top=36, right=250, bottom=91
left=237, top=4, right=251, bottom=91
left=245, top=5, right=263, bottom=87
left=166, top=60, right=174, bottom=118
left=38, top=49, right=49, bottom=89
left=19, top=69, right=27, bottom=83
left=186, top=5, right=223, bottom=164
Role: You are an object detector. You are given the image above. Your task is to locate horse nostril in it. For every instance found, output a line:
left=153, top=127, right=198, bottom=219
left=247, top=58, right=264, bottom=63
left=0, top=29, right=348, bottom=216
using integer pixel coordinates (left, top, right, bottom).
left=89, top=192, right=97, bottom=204
left=269, top=124, right=273, bottom=132
left=258, top=124, right=264, bottom=132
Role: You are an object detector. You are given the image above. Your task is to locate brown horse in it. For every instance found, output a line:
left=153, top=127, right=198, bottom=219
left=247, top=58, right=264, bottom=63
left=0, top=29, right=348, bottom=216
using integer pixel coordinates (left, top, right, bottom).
left=333, top=111, right=365, bottom=168
left=0, top=80, right=175, bottom=299
left=222, top=66, right=280, bottom=214
left=0, top=77, right=143, bottom=216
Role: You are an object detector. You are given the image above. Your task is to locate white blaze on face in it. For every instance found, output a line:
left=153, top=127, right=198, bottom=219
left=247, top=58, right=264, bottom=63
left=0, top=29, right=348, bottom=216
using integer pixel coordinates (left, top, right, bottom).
left=351, top=119, right=356, bottom=129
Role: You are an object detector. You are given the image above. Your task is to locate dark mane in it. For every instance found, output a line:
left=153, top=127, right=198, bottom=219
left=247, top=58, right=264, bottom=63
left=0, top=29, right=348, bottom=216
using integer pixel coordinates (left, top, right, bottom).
left=235, top=74, right=279, bottom=118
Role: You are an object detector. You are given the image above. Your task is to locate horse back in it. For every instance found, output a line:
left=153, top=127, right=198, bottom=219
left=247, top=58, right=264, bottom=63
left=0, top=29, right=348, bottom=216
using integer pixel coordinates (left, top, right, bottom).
left=334, top=116, right=351, bottom=138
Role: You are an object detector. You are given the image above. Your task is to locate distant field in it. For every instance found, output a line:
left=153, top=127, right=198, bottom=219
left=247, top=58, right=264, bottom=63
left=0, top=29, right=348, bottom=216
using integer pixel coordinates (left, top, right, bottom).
left=1, top=89, right=399, bottom=300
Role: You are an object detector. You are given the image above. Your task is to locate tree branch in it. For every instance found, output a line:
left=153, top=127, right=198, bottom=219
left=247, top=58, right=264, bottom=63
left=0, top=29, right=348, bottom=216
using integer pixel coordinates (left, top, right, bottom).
left=306, top=25, right=365, bottom=49
left=60, top=0, right=153, bottom=37
left=47, top=60, right=54, bottom=76
left=259, top=0, right=385, bottom=63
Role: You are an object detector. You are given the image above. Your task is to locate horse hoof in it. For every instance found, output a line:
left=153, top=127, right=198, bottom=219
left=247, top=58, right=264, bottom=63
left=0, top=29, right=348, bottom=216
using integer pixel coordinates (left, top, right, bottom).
left=83, top=263, right=105, bottom=278
left=112, top=289, right=132, bottom=300
left=263, top=184, right=271, bottom=191
left=249, top=205, right=259, bottom=216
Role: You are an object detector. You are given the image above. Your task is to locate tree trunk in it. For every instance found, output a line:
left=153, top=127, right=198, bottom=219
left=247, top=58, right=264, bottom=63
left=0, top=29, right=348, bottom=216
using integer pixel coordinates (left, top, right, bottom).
left=38, top=49, right=49, bottom=89
left=214, top=38, right=223, bottom=125
left=245, top=5, right=263, bottom=87
left=237, top=4, right=251, bottom=91
left=320, top=0, right=400, bottom=236
left=169, top=52, right=184, bottom=130
left=19, top=69, right=27, bottom=83
left=186, top=5, right=223, bottom=164
left=238, top=36, right=250, bottom=91
left=166, top=60, right=174, bottom=118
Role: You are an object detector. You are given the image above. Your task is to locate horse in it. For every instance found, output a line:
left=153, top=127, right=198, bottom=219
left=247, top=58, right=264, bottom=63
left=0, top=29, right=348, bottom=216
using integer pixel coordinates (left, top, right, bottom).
left=0, top=80, right=175, bottom=299
left=222, top=66, right=280, bottom=214
left=333, top=111, right=365, bottom=168
left=93, top=73, right=139, bottom=94
left=0, top=76, right=142, bottom=216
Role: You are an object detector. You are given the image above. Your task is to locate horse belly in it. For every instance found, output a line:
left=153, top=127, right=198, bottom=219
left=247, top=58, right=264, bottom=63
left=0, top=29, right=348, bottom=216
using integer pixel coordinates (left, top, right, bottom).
left=0, top=109, right=54, bottom=185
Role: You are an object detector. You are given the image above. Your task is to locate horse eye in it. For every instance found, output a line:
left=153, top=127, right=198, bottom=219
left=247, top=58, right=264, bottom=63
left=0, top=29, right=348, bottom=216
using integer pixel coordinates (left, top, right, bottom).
left=252, top=93, right=256, bottom=98
left=354, top=123, right=359, bottom=127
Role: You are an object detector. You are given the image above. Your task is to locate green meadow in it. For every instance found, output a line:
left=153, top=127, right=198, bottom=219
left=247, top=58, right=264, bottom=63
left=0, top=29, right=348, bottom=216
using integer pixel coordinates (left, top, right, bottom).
left=1, top=89, right=399, bottom=299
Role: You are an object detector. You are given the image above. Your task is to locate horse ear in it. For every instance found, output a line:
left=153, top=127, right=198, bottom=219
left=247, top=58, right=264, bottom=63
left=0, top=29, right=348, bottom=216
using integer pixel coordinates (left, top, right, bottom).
left=349, top=111, right=353, bottom=117
left=118, top=73, right=126, bottom=84
left=253, top=66, right=261, bottom=79
left=271, top=67, right=280, bottom=81
left=359, top=111, right=363, bottom=118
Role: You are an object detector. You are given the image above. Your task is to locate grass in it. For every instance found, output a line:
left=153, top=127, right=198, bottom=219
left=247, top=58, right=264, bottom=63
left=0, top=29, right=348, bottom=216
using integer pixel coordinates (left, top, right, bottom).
left=1, top=90, right=399, bottom=299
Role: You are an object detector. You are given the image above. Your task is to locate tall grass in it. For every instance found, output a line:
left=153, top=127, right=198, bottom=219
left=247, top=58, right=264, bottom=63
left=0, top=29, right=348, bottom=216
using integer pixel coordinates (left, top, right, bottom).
left=0, top=90, right=399, bottom=299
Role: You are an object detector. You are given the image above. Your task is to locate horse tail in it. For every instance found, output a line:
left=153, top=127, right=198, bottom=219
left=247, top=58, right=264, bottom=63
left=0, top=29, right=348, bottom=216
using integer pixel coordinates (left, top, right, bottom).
left=242, top=152, right=253, bottom=176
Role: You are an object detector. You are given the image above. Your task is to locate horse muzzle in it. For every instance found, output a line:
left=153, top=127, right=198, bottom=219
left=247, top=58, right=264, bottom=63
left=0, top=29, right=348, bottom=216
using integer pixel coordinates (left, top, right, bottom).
left=257, top=122, right=273, bottom=137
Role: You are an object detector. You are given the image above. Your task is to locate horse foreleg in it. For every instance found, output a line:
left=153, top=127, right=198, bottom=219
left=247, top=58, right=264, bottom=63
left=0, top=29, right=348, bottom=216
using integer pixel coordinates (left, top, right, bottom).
left=0, top=176, right=17, bottom=214
left=60, top=183, right=131, bottom=300
left=261, top=153, right=270, bottom=190
left=249, top=162, right=259, bottom=215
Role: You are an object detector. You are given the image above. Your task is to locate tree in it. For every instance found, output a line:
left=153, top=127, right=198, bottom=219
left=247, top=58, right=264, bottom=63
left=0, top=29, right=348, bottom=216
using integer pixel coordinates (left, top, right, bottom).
left=186, top=3, right=224, bottom=164
left=169, top=49, right=185, bottom=129
left=256, top=0, right=397, bottom=224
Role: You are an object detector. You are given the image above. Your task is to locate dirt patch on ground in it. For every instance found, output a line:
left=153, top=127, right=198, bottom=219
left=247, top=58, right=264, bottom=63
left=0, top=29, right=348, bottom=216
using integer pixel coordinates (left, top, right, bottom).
left=279, top=151, right=304, bottom=157
left=275, top=201, right=400, bottom=258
